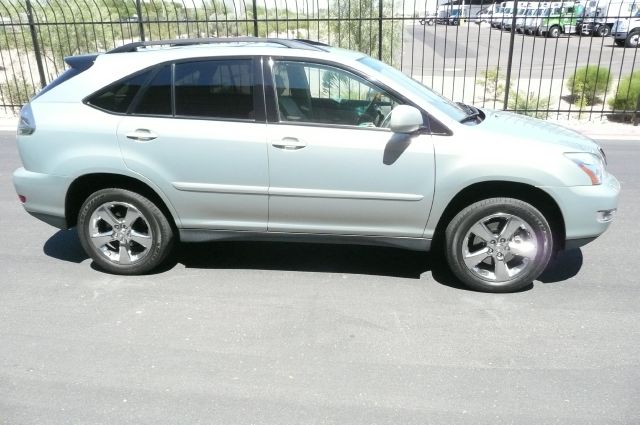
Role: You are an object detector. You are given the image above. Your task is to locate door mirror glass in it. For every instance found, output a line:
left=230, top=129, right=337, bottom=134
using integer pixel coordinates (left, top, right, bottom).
left=389, top=105, right=423, bottom=133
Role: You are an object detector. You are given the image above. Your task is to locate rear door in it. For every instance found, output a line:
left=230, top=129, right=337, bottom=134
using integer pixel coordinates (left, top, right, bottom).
left=114, top=57, right=269, bottom=231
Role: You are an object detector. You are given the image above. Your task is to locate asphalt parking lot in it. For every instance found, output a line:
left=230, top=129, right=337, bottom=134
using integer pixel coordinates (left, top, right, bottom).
left=401, top=23, right=639, bottom=78
left=1, top=131, right=639, bottom=424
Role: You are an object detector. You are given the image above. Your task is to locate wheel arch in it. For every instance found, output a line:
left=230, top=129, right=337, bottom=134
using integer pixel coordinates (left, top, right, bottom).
left=65, top=173, right=179, bottom=231
left=432, top=181, right=566, bottom=251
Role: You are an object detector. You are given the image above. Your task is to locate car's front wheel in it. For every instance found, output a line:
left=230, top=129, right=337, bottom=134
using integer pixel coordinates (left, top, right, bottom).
left=445, top=198, right=553, bottom=293
left=77, top=188, right=174, bottom=275
left=625, top=30, right=640, bottom=47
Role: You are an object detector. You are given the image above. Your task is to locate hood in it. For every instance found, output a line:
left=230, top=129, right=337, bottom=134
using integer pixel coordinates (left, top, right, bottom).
left=475, top=109, right=602, bottom=156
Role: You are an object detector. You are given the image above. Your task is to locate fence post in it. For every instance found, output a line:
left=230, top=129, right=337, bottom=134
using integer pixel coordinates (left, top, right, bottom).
left=634, top=92, right=640, bottom=126
left=378, top=0, right=383, bottom=60
left=25, top=0, right=46, bottom=89
left=252, top=0, right=259, bottom=37
left=136, top=0, right=145, bottom=42
left=502, top=0, right=519, bottom=110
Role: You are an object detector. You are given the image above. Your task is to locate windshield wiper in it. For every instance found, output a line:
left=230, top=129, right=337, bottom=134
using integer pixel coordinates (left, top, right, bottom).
left=457, top=103, right=482, bottom=124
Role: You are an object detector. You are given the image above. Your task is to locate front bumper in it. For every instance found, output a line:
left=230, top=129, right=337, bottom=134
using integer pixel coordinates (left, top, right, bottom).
left=613, top=31, right=628, bottom=40
left=541, top=172, right=621, bottom=249
left=13, top=167, right=70, bottom=229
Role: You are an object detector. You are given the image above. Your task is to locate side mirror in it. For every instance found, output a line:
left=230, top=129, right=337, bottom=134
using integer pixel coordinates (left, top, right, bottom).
left=389, top=105, right=424, bottom=134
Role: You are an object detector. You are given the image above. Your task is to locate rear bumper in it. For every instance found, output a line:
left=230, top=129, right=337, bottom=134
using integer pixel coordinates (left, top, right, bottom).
left=541, top=172, right=621, bottom=249
left=13, top=167, right=70, bottom=229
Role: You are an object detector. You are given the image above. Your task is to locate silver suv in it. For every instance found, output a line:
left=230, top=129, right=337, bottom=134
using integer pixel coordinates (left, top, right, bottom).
left=13, top=38, right=620, bottom=292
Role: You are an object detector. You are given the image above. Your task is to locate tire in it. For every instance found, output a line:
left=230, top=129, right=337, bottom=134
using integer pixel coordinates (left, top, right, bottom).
left=77, top=188, right=174, bottom=275
left=596, top=25, right=610, bottom=37
left=625, top=30, right=640, bottom=48
left=547, top=26, right=561, bottom=38
left=614, top=39, right=625, bottom=47
left=444, top=198, right=553, bottom=293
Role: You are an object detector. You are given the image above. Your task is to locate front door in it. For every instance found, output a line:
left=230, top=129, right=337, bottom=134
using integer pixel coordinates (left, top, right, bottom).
left=265, top=59, right=435, bottom=237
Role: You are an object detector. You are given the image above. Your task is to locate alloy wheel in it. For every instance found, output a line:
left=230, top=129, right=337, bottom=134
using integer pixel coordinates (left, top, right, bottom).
left=461, top=213, right=538, bottom=283
left=88, top=201, right=153, bottom=265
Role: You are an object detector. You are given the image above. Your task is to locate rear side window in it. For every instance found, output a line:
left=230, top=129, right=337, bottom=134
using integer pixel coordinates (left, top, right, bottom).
left=87, top=71, right=152, bottom=113
left=132, top=65, right=172, bottom=116
left=174, top=59, right=254, bottom=120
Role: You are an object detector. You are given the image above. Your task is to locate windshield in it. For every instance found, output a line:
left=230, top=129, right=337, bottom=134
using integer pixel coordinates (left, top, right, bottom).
left=358, top=56, right=467, bottom=122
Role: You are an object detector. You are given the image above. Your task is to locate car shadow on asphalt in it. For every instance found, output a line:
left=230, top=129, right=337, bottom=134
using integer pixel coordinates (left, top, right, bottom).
left=538, top=248, right=584, bottom=284
left=43, top=228, right=89, bottom=263
left=43, top=229, right=583, bottom=290
left=176, top=240, right=434, bottom=280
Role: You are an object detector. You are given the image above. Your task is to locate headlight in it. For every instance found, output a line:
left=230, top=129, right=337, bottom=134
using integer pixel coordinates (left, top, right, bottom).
left=565, top=152, right=605, bottom=185
left=616, top=20, right=629, bottom=31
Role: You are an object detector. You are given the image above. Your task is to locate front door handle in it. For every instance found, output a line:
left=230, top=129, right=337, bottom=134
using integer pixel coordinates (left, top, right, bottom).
left=272, top=137, right=307, bottom=150
left=126, top=129, right=158, bottom=142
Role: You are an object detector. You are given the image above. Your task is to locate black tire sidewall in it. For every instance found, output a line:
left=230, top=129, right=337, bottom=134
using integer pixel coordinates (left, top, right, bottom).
left=445, top=198, right=553, bottom=292
left=77, top=188, right=173, bottom=275
left=626, top=31, right=640, bottom=48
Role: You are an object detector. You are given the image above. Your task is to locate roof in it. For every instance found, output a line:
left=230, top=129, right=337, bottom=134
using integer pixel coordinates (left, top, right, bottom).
left=107, top=37, right=330, bottom=54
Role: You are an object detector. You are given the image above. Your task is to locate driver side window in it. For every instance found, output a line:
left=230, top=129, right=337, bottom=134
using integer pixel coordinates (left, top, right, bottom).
left=272, top=60, right=401, bottom=128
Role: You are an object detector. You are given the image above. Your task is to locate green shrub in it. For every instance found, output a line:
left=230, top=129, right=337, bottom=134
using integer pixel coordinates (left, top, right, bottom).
left=609, top=71, right=640, bottom=112
left=0, top=76, right=35, bottom=108
left=567, top=65, right=611, bottom=107
left=476, top=68, right=509, bottom=101
left=508, top=90, right=551, bottom=119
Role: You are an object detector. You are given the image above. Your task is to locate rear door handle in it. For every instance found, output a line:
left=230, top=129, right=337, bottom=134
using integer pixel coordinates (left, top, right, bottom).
left=126, top=129, right=158, bottom=142
left=272, top=137, right=307, bottom=150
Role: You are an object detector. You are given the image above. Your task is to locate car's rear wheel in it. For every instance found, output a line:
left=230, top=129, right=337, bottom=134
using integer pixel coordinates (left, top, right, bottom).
left=596, top=25, right=610, bottom=37
left=445, top=198, right=553, bottom=293
left=547, top=26, right=561, bottom=38
left=77, top=188, right=174, bottom=275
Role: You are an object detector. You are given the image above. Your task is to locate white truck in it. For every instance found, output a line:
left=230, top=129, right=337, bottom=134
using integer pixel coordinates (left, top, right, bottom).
left=517, top=3, right=551, bottom=33
left=492, top=1, right=515, bottom=28
left=579, top=0, right=639, bottom=36
left=612, top=7, right=640, bottom=45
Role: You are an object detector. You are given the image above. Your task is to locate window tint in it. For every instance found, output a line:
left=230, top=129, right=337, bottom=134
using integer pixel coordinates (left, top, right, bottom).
left=133, top=65, right=172, bottom=116
left=88, top=71, right=151, bottom=113
left=273, top=61, right=401, bottom=128
left=174, top=59, right=254, bottom=119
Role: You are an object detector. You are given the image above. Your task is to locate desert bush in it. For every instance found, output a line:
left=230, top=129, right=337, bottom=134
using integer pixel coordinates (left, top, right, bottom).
left=0, top=77, right=35, bottom=108
left=567, top=65, right=611, bottom=107
left=609, top=71, right=640, bottom=113
left=508, top=90, right=551, bottom=119
left=476, top=68, right=509, bottom=101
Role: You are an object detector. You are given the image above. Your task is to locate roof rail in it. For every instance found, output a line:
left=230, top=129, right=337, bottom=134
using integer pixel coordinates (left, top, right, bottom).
left=293, top=39, right=330, bottom=47
left=107, top=37, right=330, bottom=54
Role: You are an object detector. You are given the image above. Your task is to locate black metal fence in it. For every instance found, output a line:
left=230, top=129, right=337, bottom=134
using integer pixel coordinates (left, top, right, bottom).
left=1, top=0, right=639, bottom=121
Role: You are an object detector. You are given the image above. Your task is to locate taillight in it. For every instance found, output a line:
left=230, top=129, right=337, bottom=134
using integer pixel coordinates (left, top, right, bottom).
left=18, top=103, right=36, bottom=136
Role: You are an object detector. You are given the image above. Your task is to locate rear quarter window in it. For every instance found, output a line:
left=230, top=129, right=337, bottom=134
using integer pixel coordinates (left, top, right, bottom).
left=87, top=70, right=152, bottom=113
